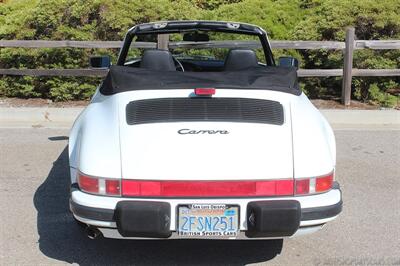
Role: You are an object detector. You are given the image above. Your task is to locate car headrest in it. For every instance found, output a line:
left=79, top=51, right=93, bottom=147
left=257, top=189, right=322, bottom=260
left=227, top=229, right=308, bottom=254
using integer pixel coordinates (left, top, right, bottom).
left=224, top=49, right=259, bottom=71
left=140, top=49, right=176, bottom=71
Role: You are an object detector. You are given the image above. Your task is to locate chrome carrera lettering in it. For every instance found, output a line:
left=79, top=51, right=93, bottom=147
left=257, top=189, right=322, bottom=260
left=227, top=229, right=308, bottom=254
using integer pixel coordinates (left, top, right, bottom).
left=178, top=129, right=229, bottom=135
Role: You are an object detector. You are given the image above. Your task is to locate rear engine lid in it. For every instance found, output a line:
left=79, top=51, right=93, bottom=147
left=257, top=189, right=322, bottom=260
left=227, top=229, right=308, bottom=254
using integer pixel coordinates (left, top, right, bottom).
left=119, top=96, right=293, bottom=181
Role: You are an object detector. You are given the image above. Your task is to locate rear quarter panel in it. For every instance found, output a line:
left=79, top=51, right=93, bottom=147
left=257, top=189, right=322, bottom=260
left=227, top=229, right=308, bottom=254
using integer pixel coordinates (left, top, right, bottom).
left=69, top=91, right=121, bottom=183
left=290, top=93, right=336, bottom=178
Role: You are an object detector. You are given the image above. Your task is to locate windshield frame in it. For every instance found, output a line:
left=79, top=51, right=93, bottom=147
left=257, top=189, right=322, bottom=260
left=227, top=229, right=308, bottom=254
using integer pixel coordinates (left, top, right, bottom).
left=116, top=21, right=275, bottom=66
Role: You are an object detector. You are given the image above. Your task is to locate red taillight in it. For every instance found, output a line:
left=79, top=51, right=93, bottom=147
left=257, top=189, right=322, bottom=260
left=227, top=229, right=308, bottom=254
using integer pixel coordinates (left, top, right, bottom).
left=106, top=180, right=121, bottom=195
left=77, top=172, right=120, bottom=196
left=276, top=180, right=294, bottom=195
left=295, top=179, right=310, bottom=195
left=122, top=179, right=294, bottom=197
left=195, top=88, right=216, bottom=96
left=77, top=171, right=333, bottom=198
left=295, top=172, right=334, bottom=195
left=316, top=173, right=334, bottom=192
left=78, top=173, right=99, bottom=193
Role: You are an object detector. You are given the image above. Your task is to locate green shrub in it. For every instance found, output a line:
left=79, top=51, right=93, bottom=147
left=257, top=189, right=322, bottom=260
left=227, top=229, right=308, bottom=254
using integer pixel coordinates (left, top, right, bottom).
left=0, top=0, right=399, bottom=107
left=0, top=0, right=201, bottom=101
left=354, top=80, right=399, bottom=107
left=0, top=76, right=39, bottom=98
left=293, top=0, right=400, bottom=107
left=46, top=78, right=98, bottom=101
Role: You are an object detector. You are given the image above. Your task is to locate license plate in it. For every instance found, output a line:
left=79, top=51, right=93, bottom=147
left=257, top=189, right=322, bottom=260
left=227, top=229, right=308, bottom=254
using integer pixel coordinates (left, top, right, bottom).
left=178, top=204, right=239, bottom=237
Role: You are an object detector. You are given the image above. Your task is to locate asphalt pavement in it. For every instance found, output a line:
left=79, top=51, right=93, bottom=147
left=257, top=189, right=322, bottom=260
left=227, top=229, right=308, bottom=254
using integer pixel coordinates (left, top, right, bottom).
left=0, top=127, right=399, bottom=265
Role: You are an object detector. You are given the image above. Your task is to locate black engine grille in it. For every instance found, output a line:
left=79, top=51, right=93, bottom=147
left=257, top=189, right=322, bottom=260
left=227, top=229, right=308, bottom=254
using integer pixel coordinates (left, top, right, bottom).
left=126, top=97, right=284, bottom=125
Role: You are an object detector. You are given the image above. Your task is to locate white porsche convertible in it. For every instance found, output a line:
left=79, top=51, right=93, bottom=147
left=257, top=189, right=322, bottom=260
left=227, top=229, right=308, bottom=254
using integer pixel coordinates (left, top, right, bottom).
left=69, top=21, right=342, bottom=240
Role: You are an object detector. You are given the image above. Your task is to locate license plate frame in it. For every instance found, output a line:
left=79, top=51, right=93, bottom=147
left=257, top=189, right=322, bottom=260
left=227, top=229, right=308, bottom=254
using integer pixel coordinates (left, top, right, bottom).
left=177, top=204, right=240, bottom=238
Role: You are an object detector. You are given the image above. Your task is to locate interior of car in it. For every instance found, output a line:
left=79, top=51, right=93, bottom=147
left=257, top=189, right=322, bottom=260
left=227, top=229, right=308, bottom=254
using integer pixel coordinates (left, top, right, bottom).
left=124, top=31, right=265, bottom=72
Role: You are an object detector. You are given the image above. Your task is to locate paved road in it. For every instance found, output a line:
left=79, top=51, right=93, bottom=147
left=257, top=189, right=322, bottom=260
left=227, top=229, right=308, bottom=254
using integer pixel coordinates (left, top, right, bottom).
left=0, top=128, right=399, bottom=265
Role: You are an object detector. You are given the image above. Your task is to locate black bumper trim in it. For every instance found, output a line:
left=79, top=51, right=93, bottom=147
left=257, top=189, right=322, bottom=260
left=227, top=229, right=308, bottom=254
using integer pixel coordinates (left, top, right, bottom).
left=70, top=199, right=115, bottom=222
left=301, top=200, right=343, bottom=221
left=70, top=200, right=343, bottom=224
left=332, top=181, right=340, bottom=190
left=70, top=199, right=342, bottom=223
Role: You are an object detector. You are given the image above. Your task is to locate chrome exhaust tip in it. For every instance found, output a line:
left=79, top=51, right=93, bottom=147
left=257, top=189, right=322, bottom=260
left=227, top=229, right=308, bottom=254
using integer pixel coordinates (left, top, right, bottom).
left=86, top=226, right=102, bottom=240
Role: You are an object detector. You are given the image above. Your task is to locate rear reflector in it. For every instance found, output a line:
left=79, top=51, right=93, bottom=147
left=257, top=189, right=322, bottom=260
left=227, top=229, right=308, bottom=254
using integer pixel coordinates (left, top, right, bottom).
left=122, top=180, right=294, bottom=197
left=194, top=88, right=216, bottom=96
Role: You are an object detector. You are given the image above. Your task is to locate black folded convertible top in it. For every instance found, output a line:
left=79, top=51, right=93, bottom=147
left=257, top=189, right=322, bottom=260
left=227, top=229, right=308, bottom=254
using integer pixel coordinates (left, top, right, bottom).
left=99, top=65, right=301, bottom=96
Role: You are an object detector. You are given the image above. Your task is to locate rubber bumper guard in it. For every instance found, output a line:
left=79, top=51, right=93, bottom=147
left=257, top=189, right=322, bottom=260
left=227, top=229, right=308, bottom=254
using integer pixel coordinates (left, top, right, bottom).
left=246, top=200, right=301, bottom=238
left=115, top=201, right=171, bottom=238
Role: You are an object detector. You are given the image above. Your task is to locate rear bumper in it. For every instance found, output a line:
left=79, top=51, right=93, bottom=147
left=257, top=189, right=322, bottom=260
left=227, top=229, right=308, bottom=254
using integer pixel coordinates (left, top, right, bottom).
left=70, top=198, right=342, bottom=224
left=70, top=182, right=342, bottom=239
left=301, top=200, right=342, bottom=221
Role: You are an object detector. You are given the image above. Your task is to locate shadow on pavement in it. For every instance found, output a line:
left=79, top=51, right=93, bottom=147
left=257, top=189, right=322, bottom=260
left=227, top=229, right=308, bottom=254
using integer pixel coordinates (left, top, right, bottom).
left=34, top=147, right=283, bottom=265
left=48, top=136, right=69, bottom=141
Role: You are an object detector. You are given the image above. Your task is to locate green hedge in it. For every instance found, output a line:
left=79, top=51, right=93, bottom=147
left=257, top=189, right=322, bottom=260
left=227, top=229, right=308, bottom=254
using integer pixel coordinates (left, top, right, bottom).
left=0, top=0, right=399, bottom=107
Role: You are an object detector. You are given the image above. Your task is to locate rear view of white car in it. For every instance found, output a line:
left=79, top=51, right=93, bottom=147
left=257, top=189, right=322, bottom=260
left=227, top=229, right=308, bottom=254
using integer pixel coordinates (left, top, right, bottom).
left=69, top=20, right=342, bottom=240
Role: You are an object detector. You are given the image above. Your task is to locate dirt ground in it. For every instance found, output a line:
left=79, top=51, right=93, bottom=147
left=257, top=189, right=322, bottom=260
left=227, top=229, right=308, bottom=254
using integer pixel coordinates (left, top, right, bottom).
left=0, top=97, right=385, bottom=109
left=0, top=97, right=89, bottom=108
left=310, top=99, right=380, bottom=109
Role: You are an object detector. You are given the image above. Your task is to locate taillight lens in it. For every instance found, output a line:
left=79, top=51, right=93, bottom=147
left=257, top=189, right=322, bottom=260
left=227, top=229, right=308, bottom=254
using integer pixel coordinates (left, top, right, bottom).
left=77, top=172, right=120, bottom=196
left=78, top=173, right=99, bottom=193
left=316, top=173, right=334, bottom=192
left=77, top=171, right=333, bottom=198
left=295, top=179, right=310, bottom=195
left=295, top=172, right=334, bottom=195
left=106, top=180, right=121, bottom=195
left=122, top=179, right=294, bottom=197
left=194, top=88, right=216, bottom=96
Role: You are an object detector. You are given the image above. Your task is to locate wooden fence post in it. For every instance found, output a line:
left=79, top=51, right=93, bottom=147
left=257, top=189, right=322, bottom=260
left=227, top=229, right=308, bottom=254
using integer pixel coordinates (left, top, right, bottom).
left=157, top=34, right=169, bottom=50
left=342, top=27, right=355, bottom=105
